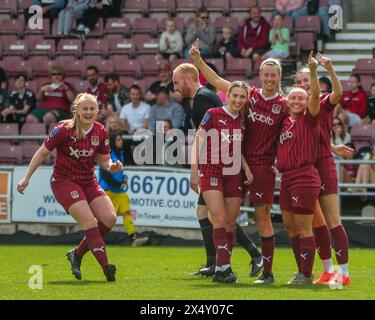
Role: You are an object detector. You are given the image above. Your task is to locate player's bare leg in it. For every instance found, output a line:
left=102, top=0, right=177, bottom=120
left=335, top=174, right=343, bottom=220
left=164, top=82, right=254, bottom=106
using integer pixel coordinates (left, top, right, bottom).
left=253, top=204, right=275, bottom=284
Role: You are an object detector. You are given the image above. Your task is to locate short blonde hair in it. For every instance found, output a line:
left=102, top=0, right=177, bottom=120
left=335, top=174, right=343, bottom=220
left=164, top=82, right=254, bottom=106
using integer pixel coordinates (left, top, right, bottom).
left=174, top=63, right=199, bottom=82
left=222, top=26, right=232, bottom=34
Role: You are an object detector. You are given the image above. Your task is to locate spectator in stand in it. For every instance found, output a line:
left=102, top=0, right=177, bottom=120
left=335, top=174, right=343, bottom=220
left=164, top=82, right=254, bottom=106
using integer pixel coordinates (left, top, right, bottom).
left=363, top=83, right=375, bottom=125
left=104, top=73, right=129, bottom=115
left=148, top=87, right=184, bottom=134
left=58, top=0, right=91, bottom=37
left=262, top=14, right=290, bottom=60
left=217, top=26, right=240, bottom=60
left=144, top=64, right=183, bottom=105
left=119, top=85, right=151, bottom=134
left=0, top=67, right=8, bottom=90
left=0, top=87, right=9, bottom=123
left=336, top=74, right=368, bottom=128
left=274, top=0, right=305, bottom=16
left=27, top=66, right=75, bottom=127
left=156, top=18, right=184, bottom=63
left=71, top=0, right=114, bottom=40
left=354, top=145, right=375, bottom=193
left=331, top=117, right=351, bottom=146
left=319, top=76, right=332, bottom=94
left=238, top=5, right=271, bottom=63
left=1, top=75, right=36, bottom=126
left=26, top=0, right=66, bottom=29
left=85, top=65, right=109, bottom=123
left=184, top=7, right=215, bottom=59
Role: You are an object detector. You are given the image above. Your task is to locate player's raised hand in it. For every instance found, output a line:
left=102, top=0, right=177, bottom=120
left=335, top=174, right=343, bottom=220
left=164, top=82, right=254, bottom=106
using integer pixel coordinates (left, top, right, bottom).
left=189, top=39, right=201, bottom=63
left=17, top=177, right=29, bottom=194
left=109, top=160, right=123, bottom=173
left=308, top=51, right=318, bottom=73
left=332, top=144, right=355, bottom=159
left=317, top=52, right=333, bottom=72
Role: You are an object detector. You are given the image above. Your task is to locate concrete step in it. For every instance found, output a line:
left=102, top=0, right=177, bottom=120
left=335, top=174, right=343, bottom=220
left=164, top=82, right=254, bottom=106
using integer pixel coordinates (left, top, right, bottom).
left=328, top=54, right=373, bottom=62
left=325, top=42, right=375, bottom=51
left=336, top=32, right=375, bottom=41
left=317, top=65, right=354, bottom=73
left=318, top=72, right=352, bottom=81
left=324, top=49, right=373, bottom=55
left=346, top=23, right=375, bottom=31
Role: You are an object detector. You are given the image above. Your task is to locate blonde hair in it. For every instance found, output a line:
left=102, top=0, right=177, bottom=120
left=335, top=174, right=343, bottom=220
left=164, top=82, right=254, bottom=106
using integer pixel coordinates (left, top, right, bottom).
left=228, top=81, right=249, bottom=94
left=173, top=63, right=199, bottom=82
left=222, top=26, right=232, bottom=34
left=105, top=113, right=123, bottom=133
left=60, top=93, right=98, bottom=140
left=287, top=87, right=308, bottom=99
left=260, top=58, right=283, bottom=95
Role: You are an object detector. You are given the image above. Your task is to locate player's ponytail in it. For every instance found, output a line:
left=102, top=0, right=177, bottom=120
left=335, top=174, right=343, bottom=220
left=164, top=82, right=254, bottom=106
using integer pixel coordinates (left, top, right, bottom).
left=260, top=58, right=284, bottom=96
left=61, top=93, right=98, bottom=140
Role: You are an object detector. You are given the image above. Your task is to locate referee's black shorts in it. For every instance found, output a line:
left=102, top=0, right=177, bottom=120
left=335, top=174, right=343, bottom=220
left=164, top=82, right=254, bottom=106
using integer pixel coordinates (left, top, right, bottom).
left=197, top=193, right=206, bottom=206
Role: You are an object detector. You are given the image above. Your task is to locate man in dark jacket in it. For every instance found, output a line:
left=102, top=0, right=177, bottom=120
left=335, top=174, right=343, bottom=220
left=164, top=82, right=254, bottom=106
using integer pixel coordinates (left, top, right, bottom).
left=238, top=5, right=271, bottom=63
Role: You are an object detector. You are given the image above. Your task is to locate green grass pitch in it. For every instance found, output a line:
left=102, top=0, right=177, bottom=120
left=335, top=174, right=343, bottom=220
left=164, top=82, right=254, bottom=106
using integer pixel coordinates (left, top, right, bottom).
left=1, top=245, right=375, bottom=300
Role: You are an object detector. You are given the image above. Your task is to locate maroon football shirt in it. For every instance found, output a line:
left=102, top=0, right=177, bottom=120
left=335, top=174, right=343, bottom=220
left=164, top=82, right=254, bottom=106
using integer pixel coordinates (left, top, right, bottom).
left=318, top=93, right=336, bottom=159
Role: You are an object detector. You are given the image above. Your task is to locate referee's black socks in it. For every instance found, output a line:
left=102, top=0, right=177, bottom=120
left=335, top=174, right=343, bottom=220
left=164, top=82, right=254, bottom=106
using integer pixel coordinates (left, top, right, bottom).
left=236, top=224, right=261, bottom=258
left=198, top=218, right=216, bottom=267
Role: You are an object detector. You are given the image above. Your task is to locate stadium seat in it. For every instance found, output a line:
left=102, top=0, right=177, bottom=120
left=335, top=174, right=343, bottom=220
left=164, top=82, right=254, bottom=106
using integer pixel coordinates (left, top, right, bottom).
left=55, top=56, right=86, bottom=77
left=26, top=80, right=38, bottom=93
left=25, top=18, right=50, bottom=37
left=353, top=59, right=375, bottom=76
left=0, top=145, right=23, bottom=165
left=295, top=32, right=316, bottom=51
left=149, top=0, right=176, bottom=16
left=112, top=55, right=142, bottom=78
left=214, top=16, right=239, bottom=34
left=360, top=75, right=375, bottom=93
left=138, top=55, right=168, bottom=77
left=29, top=56, right=54, bottom=77
left=18, top=0, right=32, bottom=14
left=134, top=34, right=160, bottom=55
left=132, top=17, right=159, bottom=36
left=0, top=0, right=18, bottom=17
left=104, top=18, right=131, bottom=37
left=176, top=0, right=202, bottom=13
left=0, top=123, right=18, bottom=136
left=56, top=39, right=83, bottom=59
left=122, top=0, right=149, bottom=16
left=83, top=39, right=109, bottom=58
left=27, top=37, right=56, bottom=59
left=122, top=78, right=147, bottom=95
left=84, top=57, right=114, bottom=76
left=351, top=124, right=375, bottom=150
left=35, top=77, right=51, bottom=89
left=159, top=17, right=185, bottom=34
left=0, top=19, right=24, bottom=37
left=22, top=144, right=41, bottom=163
left=143, top=76, right=160, bottom=91
left=341, top=80, right=351, bottom=93
left=225, top=57, right=252, bottom=78
left=258, top=0, right=276, bottom=10
left=204, top=0, right=230, bottom=16
left=65, top=78, right=88, bottom=93
left=295, top=16, right=321, bottom=34
left=3, top=56, right=33, bottom=78
left=1, top=38, right=28, bottom=58
left=20, top=123, right=46, bottom=146
left=204, top=58, right=225, bottom=75
left=170, top=58, right=191, bottom=71
left=230, top=0, right=257, bottom=11
left=107, top=35, right=136, bottom=57
left=87, top=19, right=104, bottom=38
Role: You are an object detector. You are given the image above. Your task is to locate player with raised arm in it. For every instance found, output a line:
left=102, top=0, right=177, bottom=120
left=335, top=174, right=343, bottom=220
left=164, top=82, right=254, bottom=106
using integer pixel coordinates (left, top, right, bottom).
left=17, top=93, right=122, bottom=282
left=189, top=40, right=289, bottom=284
left=191, top=81, right=253, bottom=283
left=173, top=63, right=263, bottom=278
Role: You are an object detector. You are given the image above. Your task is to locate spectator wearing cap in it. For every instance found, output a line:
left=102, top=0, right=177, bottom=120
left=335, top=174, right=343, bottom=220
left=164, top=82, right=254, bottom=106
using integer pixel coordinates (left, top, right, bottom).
left=148, top=87, right=185, bottom=134
left=157, top=18, right=184, bottom=63
left=184, top=7, right=216, bottom=59
left=27, top=66, right=76, bottom=127
left=145, top=63, right=183, bottom=105
left=1, top=75, right=36, bottom=126
left=119, top=85, right=151, bottom=134
left=105, top=73, right=129, bottom=114
left=238, top=5, right=271, bottom=63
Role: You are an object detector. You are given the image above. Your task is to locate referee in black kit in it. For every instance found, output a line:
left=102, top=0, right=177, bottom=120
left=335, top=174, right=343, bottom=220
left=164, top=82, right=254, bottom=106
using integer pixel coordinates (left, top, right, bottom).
left=172, top=62, right=263, bottom=277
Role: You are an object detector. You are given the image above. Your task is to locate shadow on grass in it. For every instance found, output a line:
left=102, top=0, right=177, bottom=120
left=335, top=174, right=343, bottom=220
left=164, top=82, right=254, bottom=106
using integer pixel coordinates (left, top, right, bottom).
left=48, top=280, right=108, bottom=286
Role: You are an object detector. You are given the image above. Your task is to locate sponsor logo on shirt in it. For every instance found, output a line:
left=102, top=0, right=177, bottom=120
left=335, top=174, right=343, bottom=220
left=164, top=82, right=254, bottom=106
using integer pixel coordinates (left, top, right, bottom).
left=279, top=131, right=293, bottom=144
left=91, top=136, right=99, bottom=146
left=248, top=108, right=274, bottom=125
left=221, top=132, right=242, bottom=143
left=69, top=147, right=94, bottom=159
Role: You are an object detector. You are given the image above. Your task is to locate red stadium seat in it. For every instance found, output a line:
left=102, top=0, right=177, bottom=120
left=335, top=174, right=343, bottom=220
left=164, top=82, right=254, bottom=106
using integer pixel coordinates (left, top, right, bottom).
left=204, top=0, right=230, bottom=16
left=1, top=38, right=28, bottom=58
left=0, top=145, right=23, bottom=165
left=122, top=0, right=149, bottom=16
left=176, top=0, right=202, bottom=13
left=143, top=76, right=160, bottom=91
left=20, top=123, right=46, bottom=146
left=87, top=18, right=104, bottom=38
left=204, top=58, right=225, bottom=75
left=225, top=57, right=252, bottom=78
left=27, top=37, right=56, bottom=59
left=295, top=16, right=321, bottom=34
left=83, top=39, right=109, bottom=58
left=360, top=75, right=375, bottom=93
left=22, top=144, right=41, bottom=163
left=3, top=56, right=33, bottom=78
left=25, top=80, right=38, bottom=93
left=170, top=58, right=191, bottom=71
left=258, top=0, right=276, bottom=10
left=159, top=17, right=185, bottom=34
left=104, top=18, right=131, bottom=37
left=107, top=35, right=136, bottom=57
left=18, top=0, right=32, bottom=14
left=122, top=78, right=147, bottom=95
left=150, top=0, right=176, bottom=15
left=65, top=78, right=88, bottom=93
left=56, top=39, right=83, bottom=59
left=230, top=0, right=257, bottom=11
left=295, top=32, right=316, bottom=51
left=0, top=0, right=18, bottom=17
left=113, top=55, right=142, bottom=78
left=29, top=56, right=54, bottom=77
left=35, top=77, right=51, bottom=89
left=55, top=56, right=86, bottom=77
left=0, top=123, right=18, bottom=136
left=341, top=80, right=351, bottom=93
left=353, top=59, right=375, bottom=76
left=25, top=18, right=50, bottom=37
left=0, top=19, right=24, bottom=37
left=138, top=55, right=168, bottom=77
left=84, top=57, right=114, bottom=76
left=134, top=34, right=160, bottom=55
left=351, top=124, right=375, bottom=149
left=214, top=16, right=239, bottom=34
left=132, top=17, right=159, bottom=36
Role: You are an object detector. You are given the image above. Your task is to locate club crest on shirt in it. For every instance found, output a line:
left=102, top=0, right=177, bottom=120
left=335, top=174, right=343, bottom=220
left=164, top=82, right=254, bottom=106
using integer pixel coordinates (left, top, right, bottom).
left=91, top=136, right=99, bottom=146
left=272, top=104, right=281, bottom=115
left=71, top=191, right=79, bottom=199
left=210, top=178, right=218, bottom=187
left=104, top=139, right=109, bottom=146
